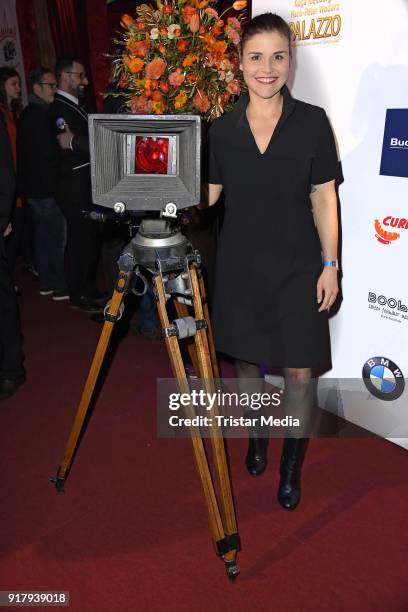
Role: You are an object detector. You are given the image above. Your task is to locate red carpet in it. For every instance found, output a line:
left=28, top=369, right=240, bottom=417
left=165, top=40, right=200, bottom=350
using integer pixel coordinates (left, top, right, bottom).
left=1, top=272, right=407, bottom=611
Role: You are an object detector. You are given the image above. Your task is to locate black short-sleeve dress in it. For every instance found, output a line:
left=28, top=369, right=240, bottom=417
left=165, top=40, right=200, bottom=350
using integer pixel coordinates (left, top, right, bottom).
left=208, top=85, right=339, bottom=369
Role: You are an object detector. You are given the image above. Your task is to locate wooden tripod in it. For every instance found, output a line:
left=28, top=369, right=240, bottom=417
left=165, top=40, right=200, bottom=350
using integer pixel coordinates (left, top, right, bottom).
left=51, top=258, right=240, bottom=579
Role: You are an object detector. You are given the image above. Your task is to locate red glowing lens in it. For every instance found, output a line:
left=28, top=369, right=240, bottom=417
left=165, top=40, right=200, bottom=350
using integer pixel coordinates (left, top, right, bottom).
left=135, top=137, right=169, bottom=174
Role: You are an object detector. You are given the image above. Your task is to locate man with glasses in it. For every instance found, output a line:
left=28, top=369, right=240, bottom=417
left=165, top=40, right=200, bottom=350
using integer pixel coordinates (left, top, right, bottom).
left=17, top=66, right=68, bottom=301
left=49, top=57, right=102, bottom=313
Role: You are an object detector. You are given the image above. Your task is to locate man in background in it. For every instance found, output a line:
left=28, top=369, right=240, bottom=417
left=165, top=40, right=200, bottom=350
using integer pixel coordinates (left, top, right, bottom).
left=17, top=66, right=68, bottom=301
left=49, top=57, right=103, bottom=313
left=0, top=113, right=25, bottom=399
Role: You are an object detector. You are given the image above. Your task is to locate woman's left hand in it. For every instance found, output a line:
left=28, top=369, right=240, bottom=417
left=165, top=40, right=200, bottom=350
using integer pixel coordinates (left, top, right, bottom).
left=317, top=267, right=338, bottom=312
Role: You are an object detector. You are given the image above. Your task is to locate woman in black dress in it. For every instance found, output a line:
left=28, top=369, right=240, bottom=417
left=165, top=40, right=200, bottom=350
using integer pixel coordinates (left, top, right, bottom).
left=206, top=13, right=339, bottom=510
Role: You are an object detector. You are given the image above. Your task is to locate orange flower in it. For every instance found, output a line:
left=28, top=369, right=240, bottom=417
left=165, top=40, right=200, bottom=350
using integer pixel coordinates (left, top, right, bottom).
left=145, top=57, right=167, bottom=79
left=182, top=53, right=198, bottom=67
left=189, top=14, right=200, bottom=33
left=152, top=100, right=165, bottom=114
left=136, top=19, right=145, bottom=30
left=204, top=34, right=217, bottom=47
left=159, top=80, right=169, bottom=93
left=193, top=90, right=210, bottom=113
left=163, top=3, right=172, bottom=14
left=151, top=90, right=163, bottom=102
left=127, top=34, right=150, bottom=58
left=182, top=6, right=197, bottom=24
left=159, top=26, right=168, bottom=36
left=176, top=39, right=189, bottom=53
left=123, top=55, right=144, bottom=74
left=169, top=69, right=185, bottom=87
left=174, top=90, right=187, bottom=109
left=159, top=43, right=166, bottom=54
left=187, top=73, right=198, bottom=83
left=232, top=0, right=247, bottom=10
left=131, top=94, right=151, bottom=114
left=212, top=40, right=228, bottom=59
left=120, top=14, right=134, bottom=28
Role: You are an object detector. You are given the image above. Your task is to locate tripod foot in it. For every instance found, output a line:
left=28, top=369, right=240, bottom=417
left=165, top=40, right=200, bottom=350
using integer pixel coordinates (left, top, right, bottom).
left=49, top=475, right=65, bottom=493
left=224, top=558, right=240, bottom=581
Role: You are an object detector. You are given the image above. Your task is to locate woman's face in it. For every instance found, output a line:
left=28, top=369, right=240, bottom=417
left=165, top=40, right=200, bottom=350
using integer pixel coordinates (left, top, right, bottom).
left=240, top=30, right=290, bottom=102
left=5, top=76, right=21, bottom=104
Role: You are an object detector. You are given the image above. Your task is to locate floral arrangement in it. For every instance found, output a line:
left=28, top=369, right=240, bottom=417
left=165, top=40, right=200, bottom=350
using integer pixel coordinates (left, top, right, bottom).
left=112, top=0, right=247, bottom=120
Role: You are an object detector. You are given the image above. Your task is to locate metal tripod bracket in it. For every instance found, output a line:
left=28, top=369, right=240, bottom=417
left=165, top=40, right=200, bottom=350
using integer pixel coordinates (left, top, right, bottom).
left=216, top=532, right=241, bottom=557
left=164, top=317, right=207, bottom=339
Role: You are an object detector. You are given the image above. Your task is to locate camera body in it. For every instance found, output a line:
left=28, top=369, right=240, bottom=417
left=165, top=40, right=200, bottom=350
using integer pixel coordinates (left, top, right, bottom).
left=89, top=114, right=201, bottom=213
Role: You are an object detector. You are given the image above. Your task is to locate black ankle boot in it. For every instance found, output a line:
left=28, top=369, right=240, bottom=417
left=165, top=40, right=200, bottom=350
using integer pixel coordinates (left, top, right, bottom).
left=246, top=436, right=269, bottom=476
left=277, top=438, right=308, bottom=510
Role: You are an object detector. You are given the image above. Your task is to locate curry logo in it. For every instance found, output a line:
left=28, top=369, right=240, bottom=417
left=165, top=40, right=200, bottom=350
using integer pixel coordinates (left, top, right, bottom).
left=374, top=216, right=408, bottom=245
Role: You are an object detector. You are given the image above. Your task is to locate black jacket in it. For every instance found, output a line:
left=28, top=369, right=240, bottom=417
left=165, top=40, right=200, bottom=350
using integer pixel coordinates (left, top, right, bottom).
left=49, top=92, right=92, bottom=207
left=16, top=95, right=59, bottom=199
left=0, top=113, right=15, bottom=240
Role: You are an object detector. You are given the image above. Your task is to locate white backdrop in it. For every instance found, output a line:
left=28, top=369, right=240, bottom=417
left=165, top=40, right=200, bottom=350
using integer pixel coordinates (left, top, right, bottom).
left=0, top=0, right=27, bottom=102
left=253, top=0, right=408, bottom=448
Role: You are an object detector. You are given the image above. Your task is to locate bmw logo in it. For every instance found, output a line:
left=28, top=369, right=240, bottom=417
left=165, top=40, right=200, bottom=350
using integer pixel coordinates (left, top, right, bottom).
left=362, top=356, right=405, bottom=401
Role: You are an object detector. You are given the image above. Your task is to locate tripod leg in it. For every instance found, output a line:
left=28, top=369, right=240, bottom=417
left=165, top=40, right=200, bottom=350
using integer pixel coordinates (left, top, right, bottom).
left=197, top=270, right=220, bottom=379
left=154, top=274, right=230, bottom=564
left=173, top=299, right=200, bottom=376
left=50, top=271, right=131, bottom=491
left=189, top=267, right=240, bottom=577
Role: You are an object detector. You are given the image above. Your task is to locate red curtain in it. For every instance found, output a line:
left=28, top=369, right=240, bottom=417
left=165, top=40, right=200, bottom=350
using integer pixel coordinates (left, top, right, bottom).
left=47, top=0, right=110, bottom=110
left=85, top=0, right=111, bottom=111
left=47, top=0, right=85, bottom=57
left=16, top=0, right=40, bottom=78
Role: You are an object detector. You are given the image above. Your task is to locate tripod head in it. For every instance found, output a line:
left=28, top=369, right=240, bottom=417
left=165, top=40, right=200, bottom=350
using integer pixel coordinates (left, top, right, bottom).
left=116, top=206, right=200, bottom=306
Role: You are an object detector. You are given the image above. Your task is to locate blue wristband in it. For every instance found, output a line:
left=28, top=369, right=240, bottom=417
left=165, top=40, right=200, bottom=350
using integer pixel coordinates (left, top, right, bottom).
left=323, top=260, right=338, bottom=268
